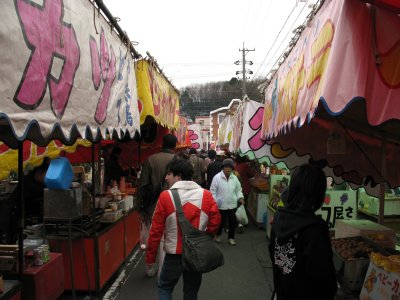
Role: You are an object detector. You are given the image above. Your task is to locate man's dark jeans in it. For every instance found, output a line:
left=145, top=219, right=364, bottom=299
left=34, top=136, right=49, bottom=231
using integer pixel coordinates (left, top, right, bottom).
left=158, top=254, right=202, bottom=300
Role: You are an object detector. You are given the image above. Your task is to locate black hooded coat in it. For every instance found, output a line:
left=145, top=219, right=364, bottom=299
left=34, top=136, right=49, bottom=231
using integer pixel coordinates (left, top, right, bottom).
left=269, top=207, right=337, bottom=300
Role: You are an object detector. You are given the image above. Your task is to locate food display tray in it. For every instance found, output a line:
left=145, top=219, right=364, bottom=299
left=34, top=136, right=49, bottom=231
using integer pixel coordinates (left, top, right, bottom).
left=332, top=236, right=389, bottom=294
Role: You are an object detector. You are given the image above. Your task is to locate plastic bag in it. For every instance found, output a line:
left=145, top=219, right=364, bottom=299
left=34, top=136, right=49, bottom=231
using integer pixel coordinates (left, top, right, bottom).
left=140, top=219, right=150, bottom=250
left=235, top=205, right=248, bottom=225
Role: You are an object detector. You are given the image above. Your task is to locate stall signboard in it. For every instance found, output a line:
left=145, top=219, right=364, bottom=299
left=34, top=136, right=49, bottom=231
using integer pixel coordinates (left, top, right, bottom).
left=217, top=114, right=233, bottom=146
left=229, top=102, right=244, bottom=152
left=234, top=99, right=307, bottom=167
left=269, top=175, right=356, bottom=228
left=0, top=0, right=140, bottom=145
left=176, top=116, right=191, bottom=149
left=188, top=124, right=203, bottom=150
left=135, top=60, right=179, bottom=129
left=360, top=261, right=400, bottom=300
left=0, top=139, right=91, bottom=180
left=316, top=190, right=357, bottom=229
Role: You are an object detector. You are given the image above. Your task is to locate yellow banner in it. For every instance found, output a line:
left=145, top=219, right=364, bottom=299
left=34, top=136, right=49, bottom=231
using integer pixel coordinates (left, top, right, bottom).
left=135, top=60, right=180, bottom=129
left=0, top=139, right=92, bottom=180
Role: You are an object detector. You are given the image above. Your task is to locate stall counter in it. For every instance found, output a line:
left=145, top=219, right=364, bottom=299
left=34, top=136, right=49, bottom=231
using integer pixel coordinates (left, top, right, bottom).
left=48, top=209, right=140, bottom=294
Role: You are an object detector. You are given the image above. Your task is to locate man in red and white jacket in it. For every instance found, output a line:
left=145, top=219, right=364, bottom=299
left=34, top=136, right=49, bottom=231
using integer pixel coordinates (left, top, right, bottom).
left=146, top=158, right=221, bottom=299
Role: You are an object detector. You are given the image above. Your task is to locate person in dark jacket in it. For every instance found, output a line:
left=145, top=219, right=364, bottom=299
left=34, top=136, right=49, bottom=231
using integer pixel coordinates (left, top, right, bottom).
left=104, top=146, right=126, bottom=188
left=269, top=163, right=337, bottom=300
left=206, top=150, right=224, bottom=189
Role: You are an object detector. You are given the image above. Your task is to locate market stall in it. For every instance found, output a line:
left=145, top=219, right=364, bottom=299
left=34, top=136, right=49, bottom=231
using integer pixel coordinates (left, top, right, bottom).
left=259, top=0, right=400, bottom=297
left=0, top=0, right=141, bottom=299
left=261, top=0, right=400, bottom=217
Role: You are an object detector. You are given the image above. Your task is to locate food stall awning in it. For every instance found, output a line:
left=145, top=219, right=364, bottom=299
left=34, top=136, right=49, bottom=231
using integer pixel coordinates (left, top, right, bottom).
left=0, top=0, right=140, bottom=149
left=136, top=59, right=180, bottom=130
left=0, top=139, right=92, bottom=180
left=261, top=0, right=400, bottom=189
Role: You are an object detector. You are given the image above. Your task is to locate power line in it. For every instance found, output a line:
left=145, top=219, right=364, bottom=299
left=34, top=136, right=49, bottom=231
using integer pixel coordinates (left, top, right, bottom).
left=247, top=0, right=264, bottom=47
left=259, top=0, right=309, bottom=76
left=253, top=1, right=299, bottom=78
left=251, top=0, right=273, bottom=52
left=241, top=1, right=253, bottom=43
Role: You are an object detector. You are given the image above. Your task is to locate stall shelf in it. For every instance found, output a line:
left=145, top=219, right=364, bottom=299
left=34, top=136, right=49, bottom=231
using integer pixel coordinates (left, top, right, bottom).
left=48, top=209, right=140, bottom=296
left=247, top=190, right=269, bottom=226
left=265, top=175, right=289, bottom=238
left=358, top=189, right=400, bottom=222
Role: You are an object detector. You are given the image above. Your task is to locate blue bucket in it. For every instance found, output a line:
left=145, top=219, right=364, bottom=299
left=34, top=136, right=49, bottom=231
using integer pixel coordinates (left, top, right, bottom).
left=44, top=157, right=73, bottom=190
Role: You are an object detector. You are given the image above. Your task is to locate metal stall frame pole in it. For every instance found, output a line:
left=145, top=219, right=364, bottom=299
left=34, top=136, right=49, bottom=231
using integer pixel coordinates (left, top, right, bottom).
left=378, top=135, right=387, bottom=224
left=17, top=141, right=24, bottom=278
left=92, top=142, right=97, bottom=231
left=93, top=142, right=101, bottom=297
left=138, top=139, right=141, bottom=166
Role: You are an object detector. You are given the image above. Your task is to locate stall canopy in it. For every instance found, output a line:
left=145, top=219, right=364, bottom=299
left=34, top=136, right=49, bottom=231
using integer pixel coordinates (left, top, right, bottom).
left=136, top=59, right=180, bottom=130
left=0, top=0, right=140, bottom=149
left=0, top=139, right=92, bottom=180
left=229, top=99, right=307, bottom=169
left=261, top=0, right=400, bottom=192
left=228, top=99, right=371, bottom=192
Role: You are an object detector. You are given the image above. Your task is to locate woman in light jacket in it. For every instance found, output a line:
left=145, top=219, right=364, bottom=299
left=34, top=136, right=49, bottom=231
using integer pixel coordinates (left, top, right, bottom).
left=210, top=158, right=244, bottom=246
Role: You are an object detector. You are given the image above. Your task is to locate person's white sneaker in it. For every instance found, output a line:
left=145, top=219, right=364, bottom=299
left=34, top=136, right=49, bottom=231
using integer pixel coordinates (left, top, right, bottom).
left=214, top=235, right=222, bottom=242
left=228, top=238, right=236, bottom=246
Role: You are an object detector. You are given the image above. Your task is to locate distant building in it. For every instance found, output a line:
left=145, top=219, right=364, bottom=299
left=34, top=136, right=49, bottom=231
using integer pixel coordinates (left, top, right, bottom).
left=209, top=99, right=241, bottom=148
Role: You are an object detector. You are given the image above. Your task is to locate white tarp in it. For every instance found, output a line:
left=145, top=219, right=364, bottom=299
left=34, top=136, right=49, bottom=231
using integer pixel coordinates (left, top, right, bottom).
left=0, top=0, right=140, bottom=146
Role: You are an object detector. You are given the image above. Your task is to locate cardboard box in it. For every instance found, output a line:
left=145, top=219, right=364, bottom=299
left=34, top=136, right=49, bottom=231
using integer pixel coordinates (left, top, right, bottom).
left=335, top=220, right=396, bottom=249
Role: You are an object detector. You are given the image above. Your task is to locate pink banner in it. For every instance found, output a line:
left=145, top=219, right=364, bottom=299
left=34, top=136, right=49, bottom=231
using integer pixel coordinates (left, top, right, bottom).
left=262, top=0, right=400, bottom=138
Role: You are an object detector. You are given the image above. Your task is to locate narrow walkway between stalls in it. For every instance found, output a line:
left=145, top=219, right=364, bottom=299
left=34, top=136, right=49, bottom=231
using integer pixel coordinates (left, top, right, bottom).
left=113, top=223, right=273, bottom=300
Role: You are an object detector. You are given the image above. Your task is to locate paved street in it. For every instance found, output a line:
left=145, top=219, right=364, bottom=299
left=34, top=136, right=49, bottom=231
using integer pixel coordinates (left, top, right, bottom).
left=113, top=223, right=273, bottom=300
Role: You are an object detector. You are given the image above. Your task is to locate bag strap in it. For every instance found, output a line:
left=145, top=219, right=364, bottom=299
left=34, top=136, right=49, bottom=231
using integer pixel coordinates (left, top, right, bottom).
left=170, top=189, right=195, bottom=235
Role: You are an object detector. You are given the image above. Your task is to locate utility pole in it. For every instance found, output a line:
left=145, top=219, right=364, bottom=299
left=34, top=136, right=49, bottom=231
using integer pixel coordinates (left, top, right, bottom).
left=235, top=42, right=255, bottom=98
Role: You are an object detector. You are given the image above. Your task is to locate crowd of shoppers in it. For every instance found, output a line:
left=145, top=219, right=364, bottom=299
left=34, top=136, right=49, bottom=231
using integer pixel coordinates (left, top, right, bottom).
left=138, top=138, right=336, bottom=299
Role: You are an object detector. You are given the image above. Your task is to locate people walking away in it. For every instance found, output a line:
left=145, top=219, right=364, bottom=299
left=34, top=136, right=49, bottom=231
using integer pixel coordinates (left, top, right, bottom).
left=206, top=150, right=224, bottom=189
left=269, top=163, right=337, bottom=300
left=188, top=148, right=205, bottom=187
left=139, top=133, right=177, bottom=216
left=138, top=133, right=177, bottom=271
left=146, top=159, right=221, bottom=300
left=210, top=158, right=244, bottom=246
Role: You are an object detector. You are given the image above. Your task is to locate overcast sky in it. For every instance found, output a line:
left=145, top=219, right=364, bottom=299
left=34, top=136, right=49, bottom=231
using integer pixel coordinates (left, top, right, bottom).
left=103, top=0, right=314, bottom=89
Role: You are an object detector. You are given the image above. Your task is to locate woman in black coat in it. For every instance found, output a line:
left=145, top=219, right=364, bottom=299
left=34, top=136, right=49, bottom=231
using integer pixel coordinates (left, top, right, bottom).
left=269, top=163, right=337, bottom=300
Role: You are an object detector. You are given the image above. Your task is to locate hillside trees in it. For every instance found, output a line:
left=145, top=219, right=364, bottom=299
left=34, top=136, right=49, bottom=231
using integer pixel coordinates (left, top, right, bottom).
left=180, top=77, right=264, bottom=118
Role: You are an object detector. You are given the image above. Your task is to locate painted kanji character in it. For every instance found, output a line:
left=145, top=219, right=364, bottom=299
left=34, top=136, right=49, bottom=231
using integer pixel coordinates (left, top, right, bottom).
left=15, top=0, right=80, bottom=118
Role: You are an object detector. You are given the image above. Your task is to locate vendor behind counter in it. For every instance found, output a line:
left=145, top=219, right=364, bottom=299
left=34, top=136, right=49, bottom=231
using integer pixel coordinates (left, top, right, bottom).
left=0, top=160, right=49, bottom=244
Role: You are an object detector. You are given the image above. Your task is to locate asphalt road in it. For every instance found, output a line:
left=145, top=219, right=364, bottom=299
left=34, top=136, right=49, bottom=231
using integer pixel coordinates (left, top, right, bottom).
left=113, top=223, right=274, bottom=300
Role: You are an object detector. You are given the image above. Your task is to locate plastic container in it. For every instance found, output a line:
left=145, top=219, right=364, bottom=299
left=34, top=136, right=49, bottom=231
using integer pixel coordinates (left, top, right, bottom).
left=44, top=157, right=73, bottom=190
